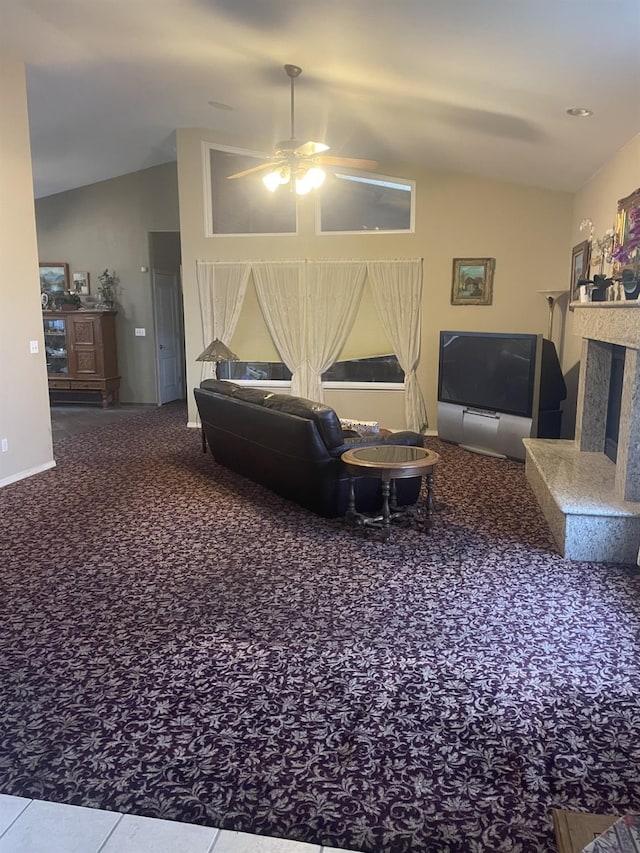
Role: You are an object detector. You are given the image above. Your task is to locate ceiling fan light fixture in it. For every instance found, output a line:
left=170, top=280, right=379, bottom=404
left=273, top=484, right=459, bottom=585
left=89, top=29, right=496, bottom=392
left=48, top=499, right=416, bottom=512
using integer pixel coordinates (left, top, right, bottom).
left=263, top=170, right=281, bottom=192
left=263, top=166, right=290, bottom=192
left=297, top=166, right=326, bottom=193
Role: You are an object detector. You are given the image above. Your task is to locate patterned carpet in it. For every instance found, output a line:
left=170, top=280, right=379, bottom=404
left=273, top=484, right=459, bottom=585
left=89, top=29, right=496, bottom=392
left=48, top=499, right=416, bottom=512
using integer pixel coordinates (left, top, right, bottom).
left=1, top=403, right=639, bottom=852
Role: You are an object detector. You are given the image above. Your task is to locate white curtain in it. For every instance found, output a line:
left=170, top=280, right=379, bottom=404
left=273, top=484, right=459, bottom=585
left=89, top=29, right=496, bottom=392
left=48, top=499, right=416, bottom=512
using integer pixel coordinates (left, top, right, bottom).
left=196, top=261, right=251, bottom=380
left=252, top=261, right=307, bottom=397
left=304, top=261, right=366, bottom=402
left=367, top=260, right=428, bottom=432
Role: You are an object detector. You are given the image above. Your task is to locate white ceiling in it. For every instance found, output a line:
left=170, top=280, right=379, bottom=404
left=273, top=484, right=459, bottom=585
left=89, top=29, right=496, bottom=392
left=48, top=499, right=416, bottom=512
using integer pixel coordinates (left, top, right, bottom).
left=4, top=0, right=640, bottom=198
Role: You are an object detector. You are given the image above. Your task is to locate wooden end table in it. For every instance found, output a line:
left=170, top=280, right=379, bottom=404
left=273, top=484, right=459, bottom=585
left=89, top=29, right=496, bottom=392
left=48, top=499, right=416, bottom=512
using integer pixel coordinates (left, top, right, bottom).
left=341, top=444, right=440, bottom=542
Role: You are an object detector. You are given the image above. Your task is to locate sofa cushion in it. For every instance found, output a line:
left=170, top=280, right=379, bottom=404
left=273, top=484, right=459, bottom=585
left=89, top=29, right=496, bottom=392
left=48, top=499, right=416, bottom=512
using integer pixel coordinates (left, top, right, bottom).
left=199, top=378, right=239, bottom=396
left=231, top=386, right=273, bottom=405
left=199, top=380, right=273, bottom=407
left=263, top=394, right=344, bottom=450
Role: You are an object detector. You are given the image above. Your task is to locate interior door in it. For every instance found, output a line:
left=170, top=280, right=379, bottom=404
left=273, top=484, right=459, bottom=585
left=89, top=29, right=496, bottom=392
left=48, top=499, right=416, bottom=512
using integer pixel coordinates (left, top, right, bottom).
left=152, top=270, right=184, bottom=405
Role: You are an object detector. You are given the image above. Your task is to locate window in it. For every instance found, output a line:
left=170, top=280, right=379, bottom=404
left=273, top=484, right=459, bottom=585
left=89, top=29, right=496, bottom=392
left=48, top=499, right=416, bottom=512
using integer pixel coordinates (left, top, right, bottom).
left=204, top=143, right=297, bottom=236
left=218, top=355, right=404, bottom=385
left=322, top=355, right=404, bottom=383
left=321, top=282, right=403, bottom=385
left=218, top=361, right=292, bottom=382
left=318, top=171, right=415, bottom=234
left=209, top=271, right=405, bottom=388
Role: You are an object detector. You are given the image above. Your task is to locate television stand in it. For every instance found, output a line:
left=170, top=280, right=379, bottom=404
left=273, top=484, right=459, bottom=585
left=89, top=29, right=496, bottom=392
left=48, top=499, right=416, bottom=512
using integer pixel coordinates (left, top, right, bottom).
left=437, top=402, right=534, bottom=462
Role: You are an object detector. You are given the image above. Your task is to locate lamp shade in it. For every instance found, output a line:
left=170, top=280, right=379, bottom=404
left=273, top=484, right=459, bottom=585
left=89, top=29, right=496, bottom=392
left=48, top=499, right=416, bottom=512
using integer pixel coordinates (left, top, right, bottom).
left=196, top=339, right=239, bottom=363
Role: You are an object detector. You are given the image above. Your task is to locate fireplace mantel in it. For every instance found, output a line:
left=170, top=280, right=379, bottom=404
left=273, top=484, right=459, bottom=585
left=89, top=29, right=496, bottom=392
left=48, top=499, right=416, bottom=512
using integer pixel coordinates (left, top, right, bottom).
left=570, top=301, right=640, bottom=349
left=523, top=300, right=640, bottom=563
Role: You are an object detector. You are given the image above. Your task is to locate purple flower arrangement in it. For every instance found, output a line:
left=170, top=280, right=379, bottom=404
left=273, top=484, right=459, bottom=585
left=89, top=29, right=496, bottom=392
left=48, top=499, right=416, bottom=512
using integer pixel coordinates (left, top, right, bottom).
left=612, top=206, right=640, bottom=272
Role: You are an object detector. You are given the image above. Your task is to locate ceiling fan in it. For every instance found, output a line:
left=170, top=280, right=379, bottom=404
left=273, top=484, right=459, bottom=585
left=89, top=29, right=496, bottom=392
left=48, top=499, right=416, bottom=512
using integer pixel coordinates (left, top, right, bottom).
left=227, top=64, right=378, bottom=194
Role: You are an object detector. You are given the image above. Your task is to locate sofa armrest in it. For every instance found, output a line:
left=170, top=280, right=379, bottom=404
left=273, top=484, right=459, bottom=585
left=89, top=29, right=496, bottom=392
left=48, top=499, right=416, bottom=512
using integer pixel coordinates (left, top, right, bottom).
left=329, top=430, right=424, bottom=458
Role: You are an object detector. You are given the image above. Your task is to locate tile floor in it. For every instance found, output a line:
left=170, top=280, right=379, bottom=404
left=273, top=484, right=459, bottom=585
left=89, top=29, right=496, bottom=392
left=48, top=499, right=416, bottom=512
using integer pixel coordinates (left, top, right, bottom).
left=0, top=795, right=362, bottom=852
left=7, top=404, right=362, bottom=852
left=49, top=403, right=157, bottom=441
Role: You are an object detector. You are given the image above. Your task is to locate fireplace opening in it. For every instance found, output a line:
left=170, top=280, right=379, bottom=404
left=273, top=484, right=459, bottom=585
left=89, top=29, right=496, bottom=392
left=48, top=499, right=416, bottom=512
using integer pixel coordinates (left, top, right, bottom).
left=605, top=344, right=625, bottom=463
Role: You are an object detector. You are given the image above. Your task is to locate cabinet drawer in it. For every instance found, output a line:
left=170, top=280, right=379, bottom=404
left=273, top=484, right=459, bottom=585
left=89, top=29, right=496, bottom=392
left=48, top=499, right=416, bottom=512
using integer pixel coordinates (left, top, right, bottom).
left=72, top=380, right=106, bottom=390
left=48, top=379, right=71, bottom=389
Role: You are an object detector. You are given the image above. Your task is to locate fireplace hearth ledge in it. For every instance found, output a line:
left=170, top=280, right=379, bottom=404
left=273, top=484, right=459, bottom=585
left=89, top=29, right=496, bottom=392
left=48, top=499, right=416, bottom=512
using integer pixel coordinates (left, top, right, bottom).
left=523, top=438, right=640, bottom=563
left=524, top=301, right=640, bottom=563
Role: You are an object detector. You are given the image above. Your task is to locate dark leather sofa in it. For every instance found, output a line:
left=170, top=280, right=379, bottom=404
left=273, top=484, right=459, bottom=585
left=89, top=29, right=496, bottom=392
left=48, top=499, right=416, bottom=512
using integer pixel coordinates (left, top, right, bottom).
left=194, top=379, right=425, bottom=518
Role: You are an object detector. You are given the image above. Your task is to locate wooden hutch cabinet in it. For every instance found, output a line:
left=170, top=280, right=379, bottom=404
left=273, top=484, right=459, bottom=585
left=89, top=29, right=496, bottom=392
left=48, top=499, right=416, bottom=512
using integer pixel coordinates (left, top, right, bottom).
left=43, top=310, right=120, bottom=407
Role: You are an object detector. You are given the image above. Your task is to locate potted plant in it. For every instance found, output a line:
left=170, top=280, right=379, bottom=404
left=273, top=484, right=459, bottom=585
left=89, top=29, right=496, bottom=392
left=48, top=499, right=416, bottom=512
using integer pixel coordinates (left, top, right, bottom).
left=97, top=269, right=117, bottom=308
left=55, top=291, right=82, bottom=311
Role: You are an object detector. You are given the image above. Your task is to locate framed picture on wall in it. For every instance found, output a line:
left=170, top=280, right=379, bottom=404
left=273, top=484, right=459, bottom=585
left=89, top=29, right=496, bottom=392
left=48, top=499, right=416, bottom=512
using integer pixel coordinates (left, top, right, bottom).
left=612, top=186, right=640, bottom=293
left=39, top=262, right=70, bottom=294
left=570, top=240, right=590, bottom=301
left=72, top=271, right=90, bottom=295
left=451, top=258, right=495, bottom=305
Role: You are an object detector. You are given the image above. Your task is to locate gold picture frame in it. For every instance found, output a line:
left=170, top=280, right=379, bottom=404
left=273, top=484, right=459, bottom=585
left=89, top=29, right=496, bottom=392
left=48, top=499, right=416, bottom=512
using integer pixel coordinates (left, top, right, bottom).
left=451, top=258, right=495, bottom=306
left=612, top=187, right=640, bottom=280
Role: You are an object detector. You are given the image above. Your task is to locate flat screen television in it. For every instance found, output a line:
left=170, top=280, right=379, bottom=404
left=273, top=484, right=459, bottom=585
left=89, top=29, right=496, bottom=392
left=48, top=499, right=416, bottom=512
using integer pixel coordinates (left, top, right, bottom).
left=438, top=331, right=540, bottom=418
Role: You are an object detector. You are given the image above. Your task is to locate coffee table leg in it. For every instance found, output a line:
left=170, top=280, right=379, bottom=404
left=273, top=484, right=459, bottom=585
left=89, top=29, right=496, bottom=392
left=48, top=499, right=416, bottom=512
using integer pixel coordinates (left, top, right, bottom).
left=390, top=479, right=398, bottom=513
left=425, top=471, right=435, bottom=533
left=381, top=478, right=392, bottom=541
left=347, top=476, right=356, bottom=523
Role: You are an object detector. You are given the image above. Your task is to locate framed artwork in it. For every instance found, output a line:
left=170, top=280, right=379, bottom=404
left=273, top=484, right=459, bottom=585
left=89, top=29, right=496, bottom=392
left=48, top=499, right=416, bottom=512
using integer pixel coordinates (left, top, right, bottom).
left=72, top=271, right=90, bottom=295
left=612, top=186, right=640, bottom=281
left=39, top=262, right=69, bottom=294
left=451, top=258, right=495, bottom=305
left=570, top=240, right=591, bottom=301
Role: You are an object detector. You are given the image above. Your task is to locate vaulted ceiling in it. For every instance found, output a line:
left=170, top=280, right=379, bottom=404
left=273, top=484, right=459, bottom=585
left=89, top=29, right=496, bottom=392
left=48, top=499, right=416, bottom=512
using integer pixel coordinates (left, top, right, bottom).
left=4, top=0, right=640, bottom=198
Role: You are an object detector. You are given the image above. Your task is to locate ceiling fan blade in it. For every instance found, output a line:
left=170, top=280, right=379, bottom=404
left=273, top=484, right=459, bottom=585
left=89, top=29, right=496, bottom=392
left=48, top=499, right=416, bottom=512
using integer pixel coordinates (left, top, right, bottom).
left=315, top=155, right=379, bottom=170
left=294, top=140, right=330, bottom=157
left=227, top=161, right=279, bottom=180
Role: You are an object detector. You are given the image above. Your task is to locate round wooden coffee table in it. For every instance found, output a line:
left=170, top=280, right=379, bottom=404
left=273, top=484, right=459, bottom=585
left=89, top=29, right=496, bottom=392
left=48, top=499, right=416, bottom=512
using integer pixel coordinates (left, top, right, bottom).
left=341, top=444, right=440, bottom=541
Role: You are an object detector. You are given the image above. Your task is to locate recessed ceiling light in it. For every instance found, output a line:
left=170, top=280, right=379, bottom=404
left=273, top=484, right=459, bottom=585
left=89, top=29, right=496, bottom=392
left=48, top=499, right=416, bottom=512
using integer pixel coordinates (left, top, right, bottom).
left=566, top=107, right=593, bottom=117
left=208, top=100, right=233, bottom=111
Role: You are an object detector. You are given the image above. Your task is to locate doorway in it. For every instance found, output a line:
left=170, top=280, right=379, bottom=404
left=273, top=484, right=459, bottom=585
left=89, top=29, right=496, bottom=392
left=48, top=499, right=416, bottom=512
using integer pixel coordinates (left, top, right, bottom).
left=149, top=231, right=185, bottom=405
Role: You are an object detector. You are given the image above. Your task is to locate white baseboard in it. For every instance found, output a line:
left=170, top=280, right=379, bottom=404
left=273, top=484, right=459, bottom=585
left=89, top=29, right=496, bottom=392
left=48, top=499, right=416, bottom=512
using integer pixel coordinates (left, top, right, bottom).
left=187, top=421, right=200, bottom=429
left=0, top=459, right=56, bottom=489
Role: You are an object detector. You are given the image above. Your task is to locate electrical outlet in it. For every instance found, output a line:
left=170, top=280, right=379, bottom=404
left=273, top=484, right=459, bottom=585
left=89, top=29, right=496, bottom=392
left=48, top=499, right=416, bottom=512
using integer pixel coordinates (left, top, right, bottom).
left=135, top=328, right=146, bottom=337
left=30, top=340, right=39, bottom=354
left=1, top=438, right=8, bottom=453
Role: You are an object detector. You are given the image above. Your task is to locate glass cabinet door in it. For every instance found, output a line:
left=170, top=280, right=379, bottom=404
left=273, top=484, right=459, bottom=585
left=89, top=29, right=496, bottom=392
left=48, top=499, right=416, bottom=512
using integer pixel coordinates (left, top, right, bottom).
left=44, top=316, right=68, bottom=375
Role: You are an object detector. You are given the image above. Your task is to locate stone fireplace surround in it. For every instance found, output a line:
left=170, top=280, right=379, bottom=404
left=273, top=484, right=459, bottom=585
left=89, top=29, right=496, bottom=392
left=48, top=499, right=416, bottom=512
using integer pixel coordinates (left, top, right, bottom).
left=524, top=302, right=640, bottom=563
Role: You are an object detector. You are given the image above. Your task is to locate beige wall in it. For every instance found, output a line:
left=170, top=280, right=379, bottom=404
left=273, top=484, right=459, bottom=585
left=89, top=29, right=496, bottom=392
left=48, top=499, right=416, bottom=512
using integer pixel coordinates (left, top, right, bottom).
left=178, top=128, right=574, bottom=428
left=562, top=133, right=640, bottom=437
left=0, top=56, right=54, bottom=486
left=35, top=163, right=180, bottom=404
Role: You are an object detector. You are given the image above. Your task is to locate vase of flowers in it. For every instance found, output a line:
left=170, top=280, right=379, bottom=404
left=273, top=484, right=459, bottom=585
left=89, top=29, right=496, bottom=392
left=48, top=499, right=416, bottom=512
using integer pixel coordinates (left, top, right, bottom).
left=612, top=207, right=640, bottom=299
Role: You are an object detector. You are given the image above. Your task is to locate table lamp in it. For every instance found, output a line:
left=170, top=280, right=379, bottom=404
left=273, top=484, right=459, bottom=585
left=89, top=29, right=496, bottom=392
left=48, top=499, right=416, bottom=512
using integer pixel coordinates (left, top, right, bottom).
left=196, top=338, right=239, bottom=379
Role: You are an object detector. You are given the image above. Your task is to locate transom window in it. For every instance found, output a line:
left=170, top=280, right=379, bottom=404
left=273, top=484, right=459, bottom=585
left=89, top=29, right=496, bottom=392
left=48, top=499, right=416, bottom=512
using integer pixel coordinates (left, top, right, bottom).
left=317, top=171, right=415, bottom=234
left=204, top=143, right=297, bottom=236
